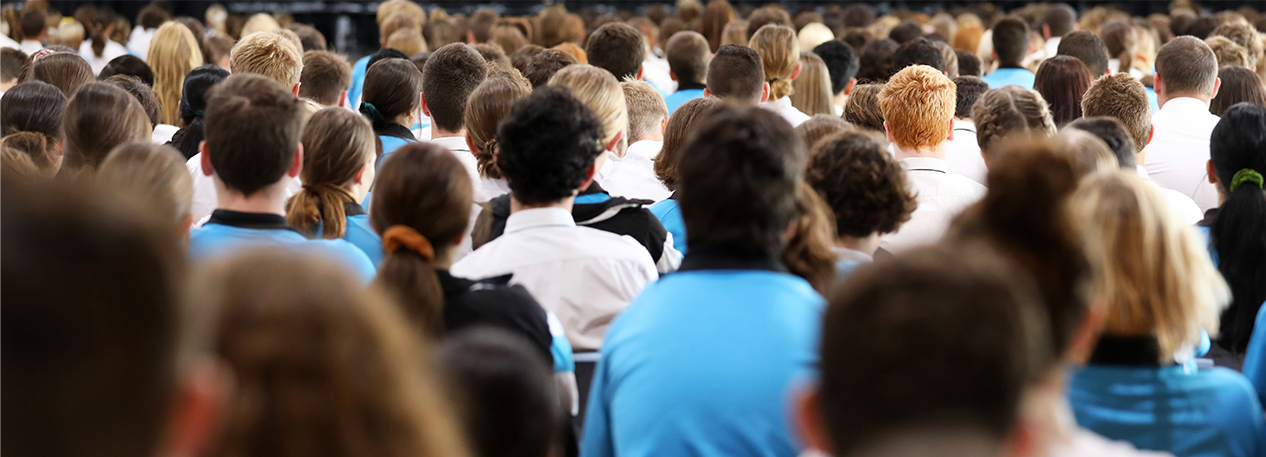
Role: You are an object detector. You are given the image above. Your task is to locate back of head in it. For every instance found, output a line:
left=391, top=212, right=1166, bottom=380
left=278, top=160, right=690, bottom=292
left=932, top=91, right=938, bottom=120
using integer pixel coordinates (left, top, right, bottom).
left=1052, top=129, right=1118, bottom=177
left=422, top=43, right=487, bottom=133
left=552, top=43, right=587, bottom=66
left=888, top=21, right=923, bottom=44
left=700, top=0, right=735, bottom=52
left=99, top=54, right=154, bottom=86
left=62, top=82, right=151, bottom=171
left=1, top=131, right=54, bottom=172
left=1, top=80, right=66, bottom=146
left=239, top=12, right=280, bottom=37
left=203, top=73, right=304, bottom=196
left=879, top=65, right=957, bottom=152
left=1057, top=30, right=1110, bottom=76
left=31, top=52, right=93, bottom=98
left=892, top=37, right=945, bottom=74
left=798, top=23, right=835, bottom=53
left=749, top=25, right=800, bottom=100
left=510, top=44, right=544, bottom=74
left=96, top=142, right=193, bottom=226
left=992, top=16, right=1031, bottom=66
left=746, top=6, right=793, bottom=40
left=953, top=76, right=989, bottom=119
left=172, top=65, right=229, bottom=159
left=104, top=74, right=161, bottom=128
left=807, top=131, right=915, bottom=239
left=491, top=25, right=528, bottom=56
left=623, top=80, right=668, bottom=142
left=287, top=108, right=376, bottom=239
left=856, top=38, right=898, bottom=82
left=468, top=8, right=499, bottom=43
left=362, top=58, right=422, bottom=129
left=292, top=24, right=327, bottom=52
left=300, top=50, right=352, bottom=106
left=150, top=22, right=204, bottom=124
left=820, top=245, right=1046, bottom=456
left=1080, top=73, right=1151, bottom=153
left=843, top=83, right=885, bottom=131
left=524, top=48, right=577, bottom=88
left=435, top=328, right=559, bottom=457
left=497, top=86, right=605, bottom=206
left=720, top=20, right=749, bottom=48
left=1065, top=116, right=1138, bottom=168
left=1206, top=36, right=1249, bottom=68
left=666, top=31, right=710, bottom=86
left=20, top=7, right=46, bottom=38
left=678, top=104, right=805, bottom=257
left=137, top=3, right=170, bottom=30
left=548, top=65, right=628, bottom=148
left=1210, top=66, right=1266, bottom=116
left=970, top=86, right=1056, bottom=159
left=813, top=40, right=859, bottom=96
left=956, top=50, right=982, bottom=77
left=1, top=47, right=32, bottom=83
left=386, top=27, right=427, bottom=57
left=707, top=44, right=766, bottom=103
left=230, top=31, right=302, bottom=89
left=790, top=52, right=834, bottom=116
left=1210, top=22, right=1263, bottom=69
left=1208, top=103, right=1266, bottom=352
left=367, top=47, right=410, bottom=71
left=1034, top=55, right=1092, bottom=127
left=585, top=22, right=645, bottom=81
left=795, top=114, right=853, bottom=151
left=471, top=43, right=510, bottom=69
left=1155, top=36, right=1218, bottom=97
left=1044, top=4, right=1077, bottom=37
left=655, top=96, right=720, bottom=191
left=466, top=72, right=532, bottom=179
left=3, top=177, right=183, bottom=457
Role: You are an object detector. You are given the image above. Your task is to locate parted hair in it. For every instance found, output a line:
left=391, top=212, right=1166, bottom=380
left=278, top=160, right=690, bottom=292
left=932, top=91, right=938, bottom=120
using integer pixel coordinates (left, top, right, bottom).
left=203, top=73, right=305, bottom=196
left=807, top=131, right=916, bottom=238
left=300, top=50, right=352, bottom=105
left=549, top=65, right=628, bottom=148
left=971, top=86, right=1057, bottom=159
left=61, top=82, right=151, bottom=172
left=1081, top=73, right=1151, bottom=153
left=622, top=80, right=668, bottom=142
left=1210, top=22, right=1263, bottom=69
left=707, top=44, right=766, bottom=103
left=1, top=81, right=66, bottom=148
left=150, top=22, right=204, bottom=125
left=654, top=96, right=720, bottom=191
left=230, top=31, right=302, bottom=89
left=422, top=43, right=487, bottom=133
left=879, top=65, right=957, bottom=151
left=749, top=25, right=801, bottom=100
left=497, top=86, right=605, bottom=206
left=523, top=48, right=577, bottom=88
left=1155, top=36, right=1218, bottom=96
left=585, top=22, right=646, bottom=81
left=843, top=83, right=885, bottom=132
left=465, top=71, right=532, bottom=180
left=96, top=142, right=194, bottom=226
left=665, top=31, right=710, bottom=85
left=286, top=108, right=376, bottom=240
left=1206, top=36, right=1250, bottom=68
left=31, top=52, right=93, bottom=98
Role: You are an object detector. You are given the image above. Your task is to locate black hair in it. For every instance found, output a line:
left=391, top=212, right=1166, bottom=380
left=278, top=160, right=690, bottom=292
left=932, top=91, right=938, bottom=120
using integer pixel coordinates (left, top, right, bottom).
left=956, top=50, right=982, bottom=77
left=888, top=21, right=923, bottom=44
left=891, top=37, right=945, bottom=75
left=953, top=76, right=989, bottom=119
left=856, top=38, right=898, bottom=82
left=98, top=55, right=154, bottom=87
left=366, top=48, right=411, bottom=73
left=813, top=40, right=859, bottom=95
left=992, top=16, right=1031, bottom=67
left=1065, top=117, right=1136, bottom=169
left=172, top=65, right=230, bottom=159
left=496, top=86, right=605, bottom=206
left=1208, top=103, right=1266, bottom=353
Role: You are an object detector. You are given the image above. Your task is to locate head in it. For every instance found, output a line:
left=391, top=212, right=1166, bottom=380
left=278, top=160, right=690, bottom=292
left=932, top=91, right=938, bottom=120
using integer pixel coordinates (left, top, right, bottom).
left=1051, top=129, right=1118, bottom=177
left=465, top=71, right=532, bottom=179
left=203, top=33, right=234, bottom=70
left=173, top=65, right=230, bottom=159
left=136, top=3, right=170, bottom=31
left=720, top=20, right=749, bottom=47
left=1034, top=56, right=1093, bottom=127
left=31, top=52, right=92, bottom=98
left=992, top=16, right=1031, bottom=67
left=749, top=25, right=801, bottom=100
left=1074, top=172, right=1229, bottom=359
left=51, top=22, right=83, bottom=48
left=1065, top=117, right=1138, bottom=168
left=467, top=8, right=499, bottom=43
left=1056, top=30, right=1110, bottom=76
left=497, top=86, right=605, bottom=206
left=970, top=86, right=1057, bottom=161
left=842, top=83, right=885, bottom=132
left=790, top=52, right=835, bottom=116
left=98, top=54, right=154, bottom=86
left=1207, top=36, right=1250, bottom=68
left=96, top=142, right=194, bottom=230
left=286, top=108, right=376, bottom=240
left=889, top=21, right=924, bottom=44
left=892, top=37, right=945, bottom=74
left=510, top=44, right=544, bottom=74
left=666, top=31, right=710, bottom=86
left=1, top=80, right=66, bottom=167
left=699, top=0, right=735, bottom=52
left=549, top=65, right=628, bottom=152
left=300, top=50, right=353, bottom=106
left=104, top=74, right=161, bottom=129
left=795, top=115, right=854, bottom=151
left=1210, top=22, right=1263, bottom=69
left=421, top=43, right=487, bottom=134
left=746, top=6, right=793, bottom=40
left=706, top=44, right=767, bottom=104
left=1080, top=73, right=1152, bottom=153
left=370, top=142, right=474, bottom=335
left=654, top=96, right=720, bottom=191
left=201, top=73, right=304, bottom=197
left=470, top=43, right=510, bottom=70
left=879, top=65, right=957, bottom=154
left=585, top=22, right=645, bottom=81
left=20, top=8, right=47, bottom=40
left=623, top=80, right=668, bottom=143
left=239, top=12, right=280, bottom=37
left=1044, top=4, right=1077, bottom=38
left=1207, top=103, right=1266, bottom=352
left=552, top=42, right=587, bottom=64
left=678, top=104, right=805, bottom=257
left=230, top=31, right=302, bottom=94
left=956, top=49, right=982, bottom=76
left=524, top=48, right=577, bottom=88
left=386, top=28, right=428, bottom=59
left=423, top=18, right=463, bottom=51
left=952, top=75, right=989, bottom=120
left=491, top=25, right=528, bottom=56
left=856, top=38, right=898, bottom=82
left=807, top=131, right=916, bottom=241
left=814, top=40, right=859, bottom=97
left=1210, top=66, right=1266, bottom=116
left=150, top=22, right=204, bottom=125
left=61, top=82, right=150, bottom=172
left=362, top=58, right=423, bottom=129
left=292, top=24, right=327, bottom=52
left=1155, top=36, right=1219, bottom=100
left=799, top=23, right=835, bottom=53
left=1, top=47, right=32, bottom=90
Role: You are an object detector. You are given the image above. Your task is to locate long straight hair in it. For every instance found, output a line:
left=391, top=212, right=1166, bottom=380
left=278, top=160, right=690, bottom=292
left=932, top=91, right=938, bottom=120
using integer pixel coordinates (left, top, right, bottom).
left=148, top=22, right=204, bottom=126
left=1209, top=103, right=1266, bottom=353
left=790, top=52, right=835, bottom=116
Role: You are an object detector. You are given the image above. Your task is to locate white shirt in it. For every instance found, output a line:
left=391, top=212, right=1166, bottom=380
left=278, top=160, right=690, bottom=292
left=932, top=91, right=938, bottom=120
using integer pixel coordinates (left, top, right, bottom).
left=451, top=207, right=657, bottom=350
left=1137, top=166, right=1204, bottom=224
left=1143, top=97, right=1220, bottom=211
left=476, top=177, right=510, bottom=203
left=79, top=39, right=128, bottom=75
left=944, top=119, right=988, bottom=185
left=595, top=140, right=671, bottom=202
left=19, top=39, right=42, bottom=56
left=1048, top=429, right=1174, bottom=457
left=881, top=156, right=987, bottom=253
left=185, top=153, right=303, bottom=224
left=427, top=135, right=483, bottom=201
left=0, top=33, right=19, bottom=50
left=151, top=124, right=179, bottom=145
left=127, top=26, right=155, bottom=61
left=641, top=58, right=677, bottom=95
left=762, top=96, right=812, bottom=127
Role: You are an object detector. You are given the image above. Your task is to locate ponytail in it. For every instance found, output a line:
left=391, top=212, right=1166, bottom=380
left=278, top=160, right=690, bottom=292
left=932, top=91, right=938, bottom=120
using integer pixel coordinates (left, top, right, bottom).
left=374, top=225, right=445, bottom=338
left=1209, top=104, right=1266, bottom=353
left=748, top=25, right=800, bottom=101
left=286, top=183, right=355, bottom=239
left=89, top=10, right=113, bottom=58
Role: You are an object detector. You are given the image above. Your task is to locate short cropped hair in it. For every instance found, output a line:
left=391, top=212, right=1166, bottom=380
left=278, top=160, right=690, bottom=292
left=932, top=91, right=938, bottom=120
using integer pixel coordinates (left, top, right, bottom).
left=1081, top=73, right=1151, bottom=153
left=807, top=131, right=916, bottom=238
left=892, top=37, right=945, bottom=73
left=622, top=80, right=668, bottom=141
left=814, top=40, right=859, bottom=95
left=20, top=8, right=46, bottom=38
left=230, top=31, right=303, bottom=88
left=1057, top=30, right=1110, bottom=76
left=203, top=73, right=304, bottom=196
left=971, top=86, right=1057, bottom=159
left=992, top=16, right=1031, bottom=67
left=953, top=76, right=990, bottom=119
left=524, top=49, right=577, bottom=88
left=666, top=31, right=710, bottom=85
left=422, top=43, right=487, bottom=133
left=497, top=86, right=605, bottom=206
left=706, top=44, right=766, bottom=103
left=1, top=47, right=31, bottom=83
left=956, top=50, right=982, bottom=77
left=1065, top=117, right=1137, bottom=168
left=678, top=105, right=806, bottom=257
left=1155, top=36, right=1218, bottom=96
left=585, top=22, right=646, bottom=81
left=299, top=50, right=352, bottom=106
left=889, top=21, right=923, bottom=44
left=1206, top=36, right=1249, bottom=68
left=879, top=65, right=956, bottom=151
left=1044, top=4, right=1077, bottom=37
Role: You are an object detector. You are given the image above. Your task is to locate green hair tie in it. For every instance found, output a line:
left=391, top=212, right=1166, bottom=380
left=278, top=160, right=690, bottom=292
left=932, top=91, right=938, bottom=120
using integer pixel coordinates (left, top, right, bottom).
left=1230, top=168, right=1265, bottom=193
left=193, top=109, right=205, bottom=118
left=359, top=102, right=385, bottom=124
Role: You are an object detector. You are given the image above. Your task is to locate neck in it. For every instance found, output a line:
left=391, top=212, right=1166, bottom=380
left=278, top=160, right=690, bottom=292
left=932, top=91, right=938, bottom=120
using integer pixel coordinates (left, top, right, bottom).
left=431, top=127, right=464, bottom=140
left=838, top=234, right=881, bottom=255
left=634, top=133, right=662, bottom=143
left=894, top=143, right=947, bottom=160
left=833, top=91, right=849, bottom=109
left=214, top=179, right=288, bottom=216
left=848, top=429, right=1005, bottom=457
left=998, top=61, right=1025, bottom=69
left=434, top=246, right=459, bottom=270
left=1022, top=369, right=1078, bottom=451
left=1158, top=92, right=1211, bottom=108
left=509, top=195, right=574, bottom=214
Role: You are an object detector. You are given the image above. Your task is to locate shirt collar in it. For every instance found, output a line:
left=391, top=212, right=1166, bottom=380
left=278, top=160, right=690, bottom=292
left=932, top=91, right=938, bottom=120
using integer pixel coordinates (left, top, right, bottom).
left=504, top=207, right=576, bottom=234
left=764, top=96, right=793, bottom=111
left=626, top=140, right=662, bottom=159
left=901, top=156, right=949, bottom=173
left=832, top=246, right=873, bottom=264
left=677, top=243, right=788, bottom=273
left=376, top=123, right=416, bottom=142
left=953, top=119, right=976, bottom=132
left=343, top=201, right=366, bottom=217
left=1159, top=97, right=1211, bottom=114
left=429, top=135, right=469, bottom=152
left=675, top=82, right=707, bottom=92
left=206, top=210, right=299, bottom=233
left=1087, top=335, right=1168, bottom=367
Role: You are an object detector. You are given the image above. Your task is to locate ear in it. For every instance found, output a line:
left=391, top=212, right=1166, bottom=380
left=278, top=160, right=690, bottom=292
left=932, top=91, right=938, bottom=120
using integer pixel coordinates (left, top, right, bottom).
left=703, top=87, right=712, bottom=97
left=1207, top=159, right=1218, bottom=184
left=659, top=116, right=669, bottom=134
left=420, top=92, right=431, bottom=117
left=466, top=30, right=476, bottom=44
left=669, top=69, right=678, bottom=82
left=761, top=81, right=770, bottom=103
left=946, top=118, right=955, bottom=142
left=883, top=120, right=895, bottom=144
left=1153, top=73, right=1163, bottom=94
left=1043, top=24, right=1052, bottom=39
left=604, top=130, right=625, bottom=152
left=790, top=61, right=802, bottom=81
left=353, top=161, right=368, bottom=185
left=380, top=38, right=387, bottom=48
left=1211, top=76, right=1221, bottom=100
left=844, top=78, right=857, bottom=95
left=578, top=162, right=598, bottom=191
left=465, top=135, right=481, bottom=154
left=338, top=89, right=348, bottom=108
left=637, top=65, right=645, bottom=80
left=991, top=50, right=997, bottom=61
left=287, top=143, right=304, bottom=178
left=199, top=141, right=214, bottom=177
left=794, top=387, right=833, bottom=454
left=163, top=359, right=231, bottom=457
left=1146, top=125, right=1154, bottom=148
left=179, top=213, right=195, bottom=237
left=291, top=83, right=301, bottom=96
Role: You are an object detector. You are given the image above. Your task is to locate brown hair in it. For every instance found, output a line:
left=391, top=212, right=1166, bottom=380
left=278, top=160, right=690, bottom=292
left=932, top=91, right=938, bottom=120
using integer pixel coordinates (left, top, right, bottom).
left=794, top=114, right=854, bottom=151
left=622, top=80, right=668, bottom=141
left=1207, top=36, right=1250, bottom=68
left=971, top=86, right=1057, bottom=159
left=422, top=44, right=487, bottom=132
left=199, top=249, right=471, bottom=457
left=1, top=47, right=32, bottom=83
left=784, top=182, right=840, bottom=294
left=700, top=0, right=735, bottom=52
left=362, top=58, right=422, bottom=129
left=523, top=48, right=577, bottom=88
left=1, top=146, right=39, bottom=178
left=510, top=44, right=544, bottom=74
left=61, top=82, right=150, bottom=172
left=655, top=96, right=720, bottom=191
left=230, top=30, right=302, bottom=89
left=749, top=24, right=800, bottom=100
left=1210, top=22, right=1263, bottom=69
left=300, top=50, right=353, bottom=106
left=386, top=26, right=427, bottom=57
left=842, top=83, right=885, bottom=131
left=1052, top=129, right=1118, bottom=178
left=286, top=108, right=376, bottom=239
left=150, top=22, right=204, bottom=125
left=720, top=20, right=749, bottom=47
left=790, top=51, right=835, bottom=116
left=1034, top=55, right=1092, bottom=128
left=706, top=44, right=766, bottom=103
left=1155, top=36, right=1218, bottom=96
left=204, top=74, right=305, bottom=196
left=470, top=43, right=510, bottom=70
left=370, top=143, right=474, bottom=336
left=103, top=74, right=160, bottom=129
left=1, top=80, right=66, bottom=164
left=96, top=142, right=193, bottom=226
left=466, top=72, right=531, bottom=180
left=30, top=52, right=93, bottom=98
left=204, top=32, right=235, bottom=66
left=665, top=31, right=710, bottom=85
left=807, top=130, right=915, bottom=238
left=491, top=25, right=528, bottom=55
left=879, top=65, right=956, bottom=151
left=585, top=22, right=646, bottom=81
left=1081, top=73, right=1151, bottom=153
left=1210, top=66, right=1266, bottom=116
left=552, top=42, right=587, bottom=64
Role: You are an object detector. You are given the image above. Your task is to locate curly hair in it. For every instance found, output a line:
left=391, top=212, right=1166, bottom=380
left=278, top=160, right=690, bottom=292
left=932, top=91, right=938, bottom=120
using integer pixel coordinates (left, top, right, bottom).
left=807, top=131, right=916, bottom=238
left=783, top=182, right=840, bottom=294
left=842, top=83, right=884, bottom=132
left=496, top=86, right=605, bottom=205
left=971, top=86, right=1056, bottom=159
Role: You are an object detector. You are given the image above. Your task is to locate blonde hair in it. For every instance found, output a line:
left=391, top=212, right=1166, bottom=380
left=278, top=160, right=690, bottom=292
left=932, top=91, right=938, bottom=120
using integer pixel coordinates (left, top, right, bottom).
left=240, top=13, right=280, bottom=37
left=465, top=71, right=531, bottom=179
left=878, top=65, right=956, bottom=151
left=1207, top=36, right=1250, bottom=68
left=231, top=31, right=303, bottom=89
left=380, top=12, right=421, bottom=45
left=1074, top=172, right=1230, bottom=360
left=548, top=65, right=627, bottom=149
left=96, top=142, right=193, bottom=226
left=377, top=0, right=427, bottom=29
left=720, top=20, right=749, bottom=47
left=386, top=27, right=427, bottom=56
left=749, top=24, right=800, bottom=100
left=148, top=22, right=203, bottom=125
left=971, top=86, right=1056, bottom=159
left=621, top=80, right=668, bottom=141
left=790, top=52, right=834, bottom=116
left=797, top=22, right=835, bottom=53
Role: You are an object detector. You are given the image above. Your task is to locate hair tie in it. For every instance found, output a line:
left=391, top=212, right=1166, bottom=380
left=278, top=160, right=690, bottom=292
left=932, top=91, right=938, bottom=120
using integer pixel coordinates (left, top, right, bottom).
left=359, top=102, right=386, bottom=124
left=1230, top=168, right=1265, bottom=193
left=193, top=109, right=206, bottom=118
left=768, top=77, right=780, bottom=83
left=382, top=225, right=435, bottom=261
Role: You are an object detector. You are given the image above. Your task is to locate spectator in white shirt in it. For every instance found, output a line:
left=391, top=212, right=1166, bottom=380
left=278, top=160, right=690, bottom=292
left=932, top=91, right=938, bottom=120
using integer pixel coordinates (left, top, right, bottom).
left=17, top=9, right=46, bottom=56
left=1036, top=4, right=1077, bottom=62
left=465, top=71, right=531, bottom=204
left=1144, top=36, right=1222, bottom=211
left=750, top=25, right=811, bottom=127
left=971, top=85, right=1058, bottom=166
left=421, top=43, right=488, bottom=199
left=946, top=76, right=990, bottom=184
left=705, top=44, right=770, bottom=106
left=598, top=80, right=671, bottom=202
left=451, top=87, right=657, bottom=351
left=878, top=65, right=986, bottom=253
left=127, top=4, right=169, bottom=62
left=80, top=10, right=128, bottom=76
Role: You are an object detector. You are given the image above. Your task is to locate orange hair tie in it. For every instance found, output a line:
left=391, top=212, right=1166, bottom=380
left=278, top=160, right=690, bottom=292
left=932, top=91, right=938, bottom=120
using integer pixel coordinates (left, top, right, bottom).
left=381, top=225, right=435, bottom=261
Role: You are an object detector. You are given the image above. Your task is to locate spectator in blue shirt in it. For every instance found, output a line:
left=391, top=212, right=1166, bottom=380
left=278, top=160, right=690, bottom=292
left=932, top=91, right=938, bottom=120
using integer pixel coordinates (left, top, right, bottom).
left=189, top=74, right=375, bottom=282
left=662, top=31, right=710, bottom=114
left=360, top=57, right=422, bottom=165
left=346, top=1, right=425, bottom=109
left=649, top=96, right=721, bottom=255
left=582, top=104, right=823, bottom=457
left=1068, top=171, right=1266, bottom=457
left=982, top=17, right=1036, bottom=89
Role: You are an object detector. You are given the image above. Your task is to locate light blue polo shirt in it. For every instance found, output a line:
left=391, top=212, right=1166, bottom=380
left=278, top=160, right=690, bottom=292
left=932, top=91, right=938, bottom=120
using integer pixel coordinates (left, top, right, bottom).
left=347, top=55, right=371, bottom=111
left=982, top=67, right=1036, bottom=89
left=665, top=87, right=707, bottom=115
left=190, top=210, right=377, bottom=283
left=1240, top=303, right=1266, bottom=409
left=649, top=198, right=686, bottom=255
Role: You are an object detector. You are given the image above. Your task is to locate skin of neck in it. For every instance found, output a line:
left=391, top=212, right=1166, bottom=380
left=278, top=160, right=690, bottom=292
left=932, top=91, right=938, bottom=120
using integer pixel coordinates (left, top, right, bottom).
left=833, top=91, right=849, bottom=109
left=893, top=142, right=948, bottom=160
left=1157, top=90, right=1212, bottom=107
left=848, top=428, right=1006, bottom=457
left=510, top=194, right=576, bottom=214
left=837, top=233, right=881, bottom=255
left=433, top=243, right=459, bottom=270
left=213, top=177, right=291, bottom=216
left=1021, top=367, right=1077, bottom=452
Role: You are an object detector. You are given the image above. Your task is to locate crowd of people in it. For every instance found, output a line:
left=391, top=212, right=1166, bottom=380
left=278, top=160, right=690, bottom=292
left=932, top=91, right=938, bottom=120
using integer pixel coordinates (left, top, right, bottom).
left=3, top=0, right=1266, bottom=456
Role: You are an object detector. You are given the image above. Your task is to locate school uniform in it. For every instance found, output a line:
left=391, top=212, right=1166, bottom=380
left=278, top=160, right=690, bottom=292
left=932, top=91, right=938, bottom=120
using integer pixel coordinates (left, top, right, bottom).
left=1136, top=166, right=1204, bottom=225
left=1069, top=336, right=1266, bottom=457
left=475, top=177, right=510, bottom=204
left=944, top=119, right=988, bottom=185
left=347, top=55, right=371, bottom=113
left=184, top=153, right=304, bottom=224
left=664, top=82, right=706, bottom=115
left=1240, top=305, right=1266, bottom=410
left=189, top=210, right=377, bottom=283
left=151, top=123, right=179, bottom=145
left=375, top=123, right=417, bottom=169
left=451, top=207, right=658, bottom=351
left=762, top=96, right=812, bottom=127
left=79, top=39, right=129, bottom=75
left=427, top=135, right=483, bottom=202
left=581, top=246, right=824, bottom=457
left=641, top=59, right=676, bottom=96
left=649, top=195, right=686, bottom=255
left=307, top=202, right=383, bottom=266
left=0, top=33, right=18, bottom=50
left=596, top=143, right=671, bottom=202
left=881, top=156, right=986, bottom=253
left=1143, top=97, right=1221, bottom=211
left=19, top=39, right=42, bottom=56
left=982, top=67, right=1036, bottom=89
left=126, top=26, right=155, bottom=61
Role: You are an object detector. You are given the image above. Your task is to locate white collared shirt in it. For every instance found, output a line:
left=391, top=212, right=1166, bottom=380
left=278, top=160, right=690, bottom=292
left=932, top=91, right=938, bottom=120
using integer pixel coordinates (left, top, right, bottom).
left=426, top=135, right=483, bottom=201
left=0, top=33, right=19, bottom=50
left=944, top=119, right=987, bottom=185
left=127, top=26, right=154, bottom=61
left=1143, top=97, right=1220, bottom=211
left=151, top=124, right=179, bottom=145
left=19, top=39, right=42, bottom=56
left=79, top=39, right=129, bottom=75
left=1137, top=166, right=1204, bottom=224
left=185, top=153, right=303, bottom=224
left=762, top=96, right=812, bottom=127
left=596, top=141, right=671, bottom=202
left=451, top=207, right=658, bottom=350
left=881, top=156, right=986, bottom=253
left=476, top=177, right=510, bottom=203
left=641, top=57, right=677, bottom=95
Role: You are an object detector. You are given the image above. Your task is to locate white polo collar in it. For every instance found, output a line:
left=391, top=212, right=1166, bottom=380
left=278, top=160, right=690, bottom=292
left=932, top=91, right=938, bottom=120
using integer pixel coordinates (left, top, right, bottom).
left=504, top=207, right=576, bottom=234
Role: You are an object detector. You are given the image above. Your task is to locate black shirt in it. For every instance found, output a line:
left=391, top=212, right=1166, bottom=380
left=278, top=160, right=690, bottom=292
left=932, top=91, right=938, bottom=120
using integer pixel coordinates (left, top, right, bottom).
left=437, top=269, right=553, bottom=362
